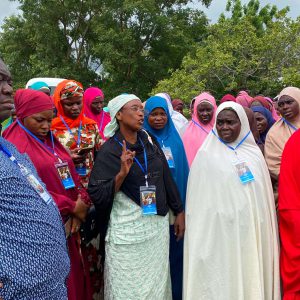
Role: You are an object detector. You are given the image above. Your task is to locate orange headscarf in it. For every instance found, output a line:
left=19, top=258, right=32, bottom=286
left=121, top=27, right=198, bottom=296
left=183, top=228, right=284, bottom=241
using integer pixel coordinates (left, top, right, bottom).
left=51, top=79, right=96, bottom=130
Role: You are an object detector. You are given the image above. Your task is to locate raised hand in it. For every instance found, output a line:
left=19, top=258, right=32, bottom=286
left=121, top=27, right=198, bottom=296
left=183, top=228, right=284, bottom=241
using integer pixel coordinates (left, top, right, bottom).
left=119, top=140, right=136, bottom=176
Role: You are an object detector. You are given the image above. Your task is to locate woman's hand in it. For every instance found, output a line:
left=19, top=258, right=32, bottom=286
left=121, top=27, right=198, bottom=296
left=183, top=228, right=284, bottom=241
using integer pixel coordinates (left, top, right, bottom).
left=119, top=140, right=135, bottom=176
left=115, top=140, right=136, bottom=192
left=174, top=211, right=185, bottom=241
left=70, top=148, right=86, bottom=164
left=73, top=194, right=89, bottom=221
left=71, top=217, right=82, bottom=234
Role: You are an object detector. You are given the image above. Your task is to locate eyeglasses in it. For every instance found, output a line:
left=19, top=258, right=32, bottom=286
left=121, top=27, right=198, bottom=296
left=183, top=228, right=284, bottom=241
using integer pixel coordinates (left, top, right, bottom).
left=122, top=105, right=145, bottom=113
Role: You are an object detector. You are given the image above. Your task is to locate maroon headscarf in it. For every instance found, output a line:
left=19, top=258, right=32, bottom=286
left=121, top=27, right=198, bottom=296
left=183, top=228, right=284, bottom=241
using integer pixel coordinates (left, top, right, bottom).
left=250, top=96, right=271, bottom=111
left=220, top=94, right=236, bottom=104
left=3, top=89, right=89, bottom=217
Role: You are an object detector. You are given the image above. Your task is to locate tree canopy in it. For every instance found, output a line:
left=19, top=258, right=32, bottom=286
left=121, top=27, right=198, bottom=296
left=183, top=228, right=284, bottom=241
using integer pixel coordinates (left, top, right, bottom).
left=0, top=0, right=211, bottom=98
left=153, top=2, right=300, bottom=102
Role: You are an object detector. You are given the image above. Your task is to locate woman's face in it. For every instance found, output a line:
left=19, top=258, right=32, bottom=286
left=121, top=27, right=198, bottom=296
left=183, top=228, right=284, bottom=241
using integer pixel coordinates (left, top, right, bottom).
left=23, top=109, right=54, bottom=140
left=90, top=96, right=104, bottom=114
left=117, top=99, right=144, bottom=132
left=277, top=95, right=300, bottom=121
left=216, top=109, right=241, bottom=143
left=148, top=107, right=168, bottom=130
left=174, top=103, right=184, bottom=115
left=197, top=102, right=214, bottom=125
left=61, top=96, right=83, bottom=119
left=254, top=112, right=268, bottom=134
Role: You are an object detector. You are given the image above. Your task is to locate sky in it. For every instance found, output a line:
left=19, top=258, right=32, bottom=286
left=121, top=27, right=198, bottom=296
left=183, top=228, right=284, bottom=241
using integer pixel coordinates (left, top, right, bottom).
left=0, top=0, right=299, bottom=25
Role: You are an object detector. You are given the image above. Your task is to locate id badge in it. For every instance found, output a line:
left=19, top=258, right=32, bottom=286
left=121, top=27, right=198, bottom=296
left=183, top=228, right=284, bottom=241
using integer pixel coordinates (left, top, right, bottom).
left=26, top=173, right=52, bottom=204
left=76, top=164, right=87, bottom=176
left=140, top=185, right=157, bottom=215
left=233, top=160, right=254, bottom=184
left=162, top=146, right=175, bottom=168
left=55, top=162, right=76, bottom=189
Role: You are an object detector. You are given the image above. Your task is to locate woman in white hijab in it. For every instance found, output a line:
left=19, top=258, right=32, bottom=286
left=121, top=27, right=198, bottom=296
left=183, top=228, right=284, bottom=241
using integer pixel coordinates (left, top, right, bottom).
left=184, top=102, right=280, bottom=300
left=156, top=92, right=188, bottom=133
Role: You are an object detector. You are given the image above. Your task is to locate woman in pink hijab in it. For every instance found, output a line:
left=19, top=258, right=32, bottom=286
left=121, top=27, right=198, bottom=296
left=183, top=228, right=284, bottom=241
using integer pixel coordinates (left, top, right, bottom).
left=236, top=91, right=252, bottom=107
left=182, top=92, right=217, bottom=166
left=83, top=87, right=111, bottom=139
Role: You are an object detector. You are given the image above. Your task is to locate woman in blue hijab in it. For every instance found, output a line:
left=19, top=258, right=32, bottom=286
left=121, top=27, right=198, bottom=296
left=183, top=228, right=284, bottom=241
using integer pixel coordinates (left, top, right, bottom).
left=251, top=106, right=275, bottom=154
left=144, top=95, right=189, bottom=300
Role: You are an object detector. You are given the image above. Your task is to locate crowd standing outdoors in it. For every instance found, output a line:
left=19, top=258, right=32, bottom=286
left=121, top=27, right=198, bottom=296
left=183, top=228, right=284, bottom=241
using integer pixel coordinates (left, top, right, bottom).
left=1, top=55, right=300, bottom=300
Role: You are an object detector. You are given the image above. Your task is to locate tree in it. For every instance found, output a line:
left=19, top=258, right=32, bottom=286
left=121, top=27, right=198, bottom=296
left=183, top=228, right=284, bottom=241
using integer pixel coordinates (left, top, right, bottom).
left=0, top=0, right=212, bottom=98
left=153, top=4, right=300, bottom=103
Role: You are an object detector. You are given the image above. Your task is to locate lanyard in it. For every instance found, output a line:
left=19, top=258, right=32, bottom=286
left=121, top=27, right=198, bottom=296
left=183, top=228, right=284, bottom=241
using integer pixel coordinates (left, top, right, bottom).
left=17, top=120, right=62, bottom=161
left=282, top=118, right=298, bottom=131
left=114, top=137, right=149, bottom=186
left=212, top=129, right=251, bottom=154
left=152, top=133, right=169, bottom=148
left=59, top=116, right=82, bottom=147
left=0, top=142, right=18, bottom=166
left=192, top=119, right=210, bottom=134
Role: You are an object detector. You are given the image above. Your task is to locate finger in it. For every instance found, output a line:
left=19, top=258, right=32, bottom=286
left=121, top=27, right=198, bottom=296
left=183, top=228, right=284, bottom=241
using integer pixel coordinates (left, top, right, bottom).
left=122, top=140, right=127, bottom=153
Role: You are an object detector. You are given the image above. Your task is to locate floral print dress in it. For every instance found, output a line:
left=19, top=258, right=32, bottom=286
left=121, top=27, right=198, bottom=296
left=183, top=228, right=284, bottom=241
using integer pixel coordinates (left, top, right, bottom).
left=53, top=123, right=103, bottom=300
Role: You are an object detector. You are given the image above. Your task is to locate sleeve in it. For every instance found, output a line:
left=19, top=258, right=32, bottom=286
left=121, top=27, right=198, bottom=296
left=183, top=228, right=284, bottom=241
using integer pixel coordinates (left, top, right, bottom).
left=93, top=124, right=102, bottom=151
left=150, top=133, right=184, bottom=215
left=265, top=131, right=283, bottom=180
left=49, top=191, right=76, bottom=216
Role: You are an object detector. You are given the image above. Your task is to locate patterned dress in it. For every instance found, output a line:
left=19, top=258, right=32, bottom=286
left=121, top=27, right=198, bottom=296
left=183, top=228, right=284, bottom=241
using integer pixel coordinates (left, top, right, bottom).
left=53, top=123, right=102, bottom=188
left=104, top=192, right=172, bottom=300
left=0, top=137, right=69, bottom=299
left=53, top=123, right=103, bottom=299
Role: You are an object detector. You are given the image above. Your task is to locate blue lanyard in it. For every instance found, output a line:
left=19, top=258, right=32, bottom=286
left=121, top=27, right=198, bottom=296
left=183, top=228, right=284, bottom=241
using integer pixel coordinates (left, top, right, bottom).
left=152, top=133, right=169, bottom=148
left=17, top=120, right=61, bottom=160
left=192, top=119, right=210, bottom=134
left=59, top=116, right=82, bottom=147
left=212, top=129, right=251, bottom=153
left=114, top=136, right=148, bottom=185
left=282, top=118, right=298, bottom=131
left=0, top=142, right=19, bottom=166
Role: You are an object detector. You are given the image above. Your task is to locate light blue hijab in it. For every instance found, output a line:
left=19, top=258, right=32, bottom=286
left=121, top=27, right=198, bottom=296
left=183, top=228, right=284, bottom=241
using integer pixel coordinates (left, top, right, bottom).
left=144, top=96, right=189, bottom=206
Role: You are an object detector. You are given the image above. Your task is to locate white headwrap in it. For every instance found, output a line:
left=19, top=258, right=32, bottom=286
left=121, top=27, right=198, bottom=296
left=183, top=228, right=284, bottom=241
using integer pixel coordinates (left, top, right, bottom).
left=184, top=101, right=280, bottom=299
left=104, top=94, right=141, bottom=138
left=155, top=92, right=188, bottom=133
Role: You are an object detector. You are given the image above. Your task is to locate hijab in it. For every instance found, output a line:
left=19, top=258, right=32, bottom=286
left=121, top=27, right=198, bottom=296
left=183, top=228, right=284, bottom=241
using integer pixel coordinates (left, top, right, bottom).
left=236, top=91, right=252, bottom=107
left=104, top=94, right=141, bottom=138
left=220, top=94, right=236, bottom=104
left=29, top=81, right=50, bottom=94
left=155, top=93, right=188, bottom=132
left=251, top=106, right=275, bottom=143
left=172, top=99, right=184, bottom=110
left=265, top=97, right=280, bottom=121
left=184, top=101, right=280, bottom=300
left=3, top=89, right=83, bottom=217
left=144, top=96, right=189, bottom=204
left=83, top=87, right=111, bottom=139
left=265, top=86, right=300, bottom=178
left=182, top=92, right=217, bottom=166
left=51, top=79, right=96, bottom=130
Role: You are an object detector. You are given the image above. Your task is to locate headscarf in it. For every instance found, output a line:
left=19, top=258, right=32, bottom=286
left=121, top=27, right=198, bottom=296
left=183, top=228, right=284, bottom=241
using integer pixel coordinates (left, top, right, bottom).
left=265, top=86, right=300, bottom=178
left=184, top=101, right=280, bottom=300
left=251, top=106, right=275, bottom=144
left=3, top=89, right=86, bottom=217
left=12, top=89, right=54, bottom=121
left=220, top=94, right=236, bottom=104
left=265, top=97, right=280, bottom=121
left=51, top=79, right=96, bottom=130
left=29, top=81, right=50, bottom=94
left=143, top=96, right=189, bottom=204
left=250, top=96, right=271, bottom=110
left=236, top=91, right=252, bottom=107
left=104, top=93, right=141, bottom=138
left=182, top=92, right=217, bottom=166
left=155, top=93, right=188, bottom=133
left=83, top=87, right=111, bottom=139
left=172, top=99, right=184, bottom=110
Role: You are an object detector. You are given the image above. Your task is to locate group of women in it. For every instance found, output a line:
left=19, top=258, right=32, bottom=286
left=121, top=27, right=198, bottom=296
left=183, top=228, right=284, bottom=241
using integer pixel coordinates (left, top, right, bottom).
left=3, top=80, right=300, bottom=299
